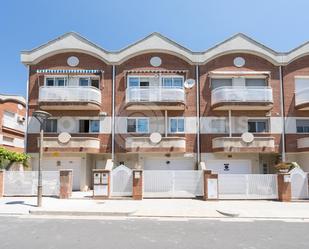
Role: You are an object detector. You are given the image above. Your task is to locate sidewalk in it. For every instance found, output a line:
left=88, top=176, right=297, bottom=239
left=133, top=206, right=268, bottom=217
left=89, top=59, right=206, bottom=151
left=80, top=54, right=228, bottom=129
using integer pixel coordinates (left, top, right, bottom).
left=1, top=196, right=309, bottom=219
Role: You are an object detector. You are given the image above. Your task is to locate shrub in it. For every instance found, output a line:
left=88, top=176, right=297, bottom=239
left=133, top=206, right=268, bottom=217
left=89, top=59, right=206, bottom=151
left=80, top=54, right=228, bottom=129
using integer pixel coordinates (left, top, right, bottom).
left=0, top=147, right=30, bottom=169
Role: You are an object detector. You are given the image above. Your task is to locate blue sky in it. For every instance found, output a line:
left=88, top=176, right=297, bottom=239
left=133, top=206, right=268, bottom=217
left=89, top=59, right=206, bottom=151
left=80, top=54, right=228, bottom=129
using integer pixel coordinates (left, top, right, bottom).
left=1, top=0, right=309, bottom=96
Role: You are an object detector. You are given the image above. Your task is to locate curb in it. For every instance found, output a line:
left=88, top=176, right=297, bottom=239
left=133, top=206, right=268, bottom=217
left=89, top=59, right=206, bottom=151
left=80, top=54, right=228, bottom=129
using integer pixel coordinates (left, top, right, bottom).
left=29, top=210, right=135, bottom=216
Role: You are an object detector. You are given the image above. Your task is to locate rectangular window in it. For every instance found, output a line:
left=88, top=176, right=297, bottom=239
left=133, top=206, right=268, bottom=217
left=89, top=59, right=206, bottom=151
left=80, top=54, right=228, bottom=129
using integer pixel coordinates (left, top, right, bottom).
left=211, top=119, right=227, bottom=133
left=295, top=78, right=309, bottom=93
left=169, top=117, right=185, bottom=133
left=91, top=79, right=99, bottom=89
left=44, top=119, right=57, bottom=133
left=79, top=120, right=100, bottom=133
left=245, top=78, right=267, bottom=87
left=248, top=119, right=268, bottom=133
left=161, top=77, right=184, bottom=88
left=4, top=110, right=15, bottom=120
left=46, top=78, right=55, bottom=86
left=45, top=77, right=67, bottom=86
left=79, top=78, right=90, bottom=86
left=128, top=77, right=139, bottom=87
left=211, top=78, right=233, bottom=89
left=127, top=118, right=149, bottom=133
left=3, top=136, right=14, bottom=145
left=296, top=119, right=309, bottom=133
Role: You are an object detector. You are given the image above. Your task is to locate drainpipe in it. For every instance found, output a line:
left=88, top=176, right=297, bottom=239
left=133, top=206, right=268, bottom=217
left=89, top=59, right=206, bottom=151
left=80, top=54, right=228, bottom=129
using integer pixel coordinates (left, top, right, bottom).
left=228, top=110, right=232, bottom=137
left=112, top=65, right=116, bottom=163
left=279, top=65, right=286, bottom=162
left=165, top=110, right=168, bottom=137
left=24, top=65, right=30, bottom=152
left=195, top=65, right=201, bottom=164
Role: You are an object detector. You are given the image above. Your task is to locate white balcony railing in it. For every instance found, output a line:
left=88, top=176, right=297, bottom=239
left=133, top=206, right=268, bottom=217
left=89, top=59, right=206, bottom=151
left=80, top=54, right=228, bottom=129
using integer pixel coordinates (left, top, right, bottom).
left=126, top=87, right=185, bottom=103
left=2, top=118, right=25, bottom=132
left=42, top=137, right=100, bottom=149
left=297, top=137, right=309, bottom=149
left=39, top=86, right=101, bottom=104
left=295, top=88, right=309, bottom=106
left=126, top=137, right=186, bottom=150
left=211, top=86, right=273, bottom=106
left=212, top=137, right=275, bottom=150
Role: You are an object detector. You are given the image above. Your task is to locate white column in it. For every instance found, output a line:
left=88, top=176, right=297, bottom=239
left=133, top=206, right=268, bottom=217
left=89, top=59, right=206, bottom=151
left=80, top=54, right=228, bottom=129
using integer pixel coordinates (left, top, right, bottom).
left=228, top=110, right=232, bottom=137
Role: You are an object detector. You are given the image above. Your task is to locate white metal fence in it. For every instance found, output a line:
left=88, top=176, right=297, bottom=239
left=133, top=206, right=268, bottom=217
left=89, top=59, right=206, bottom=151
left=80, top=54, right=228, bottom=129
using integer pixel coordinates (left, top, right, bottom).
left=111, top=165, right=133, bottom=197
left=143, top=170, right=204, bottom=198
left=290, top=168, right=309, bottom=200
left=4, top=171, right=60, bottom=196
left=39, top=86, right=101, bottom=104
left=126, top=87, right=185, bottom=103
left=218, top=174, right=278, bottom=199
left=211, top=86, right=273, bottom=105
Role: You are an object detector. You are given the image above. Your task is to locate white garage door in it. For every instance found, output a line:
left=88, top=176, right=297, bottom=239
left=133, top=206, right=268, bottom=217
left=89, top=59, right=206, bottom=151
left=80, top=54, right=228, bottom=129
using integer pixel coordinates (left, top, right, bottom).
left=144, top=158, right=195, bottom=170
left=207, top=160, right=251, bottom=174
left=42, top=158, right=81, bottom=191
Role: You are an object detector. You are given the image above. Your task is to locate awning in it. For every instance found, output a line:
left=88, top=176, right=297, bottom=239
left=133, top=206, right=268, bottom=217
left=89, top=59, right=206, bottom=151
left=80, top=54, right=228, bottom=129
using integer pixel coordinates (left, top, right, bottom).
left=125, top=69, right=188, bottom=74
left=36, top=69, right=102, bottom=74
left=208, top=71, right=270, bottom=78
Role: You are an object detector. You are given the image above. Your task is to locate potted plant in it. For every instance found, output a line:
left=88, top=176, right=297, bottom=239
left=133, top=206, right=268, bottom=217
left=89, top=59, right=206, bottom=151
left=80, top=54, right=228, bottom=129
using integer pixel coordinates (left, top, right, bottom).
left=274, top=161, right=299, bottom=173
left=0, top=147, right=30, bottom=170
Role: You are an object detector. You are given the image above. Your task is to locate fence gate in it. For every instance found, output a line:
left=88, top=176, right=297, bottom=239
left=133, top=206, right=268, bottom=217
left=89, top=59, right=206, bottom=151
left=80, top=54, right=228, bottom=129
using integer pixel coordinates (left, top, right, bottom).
left=218, top=174, right=278, bottom=199
left=290, top=168, right=309, bottom=200
left=111, top=165, right=133, bottom=197
left=4, top=171, right=60, bottom=196
left=143, top=170, right=204, bottom=198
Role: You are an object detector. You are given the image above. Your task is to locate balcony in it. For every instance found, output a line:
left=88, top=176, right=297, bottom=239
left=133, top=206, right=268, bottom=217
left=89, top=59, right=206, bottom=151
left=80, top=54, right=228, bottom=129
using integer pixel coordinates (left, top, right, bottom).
left=42, top=137, right=100, bottom=153
left=2, top=118, right=25, bottom=133
left=38, top=86, right=101, bottom=110
left=126, top=87, right=185, bottom=110
left=295, top=88, right=309, bottom=110
left=297, top=137, right=309, bottom=151
left=125, top=136, right=186, bottom=153
left=212, top=136, right=275, bottom=153
left=211, top=86, right=273, bottom=110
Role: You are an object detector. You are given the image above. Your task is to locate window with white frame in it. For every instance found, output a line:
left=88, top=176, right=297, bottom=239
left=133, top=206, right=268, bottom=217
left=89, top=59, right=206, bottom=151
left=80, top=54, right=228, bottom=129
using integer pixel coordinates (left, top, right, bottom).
left=128, top=77, right=151, bottom=88
left=169, top=117, right=185, bottom=133
left=161, top=77, right=184, bottom=88
left=43, top=119, right=58, bottom=133
left=2, top=136, right=14, bottom=146
left=127, top=118, right=149, bottom=133
left=79, top=77, right=100, bottom=88
left=211, top=77, right=267, bottom=89
left=248, top=119, right=269, bottom=133
left=296, top=119, right=309, bottom=133
left=45, top=77, right=67, bottom=86
left=79, top=120, right=100, bottom=133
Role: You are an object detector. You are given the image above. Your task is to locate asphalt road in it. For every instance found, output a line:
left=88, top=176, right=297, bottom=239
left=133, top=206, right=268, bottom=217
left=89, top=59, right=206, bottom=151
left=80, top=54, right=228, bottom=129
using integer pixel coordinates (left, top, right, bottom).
left=0, top=216, right=308, bottom=249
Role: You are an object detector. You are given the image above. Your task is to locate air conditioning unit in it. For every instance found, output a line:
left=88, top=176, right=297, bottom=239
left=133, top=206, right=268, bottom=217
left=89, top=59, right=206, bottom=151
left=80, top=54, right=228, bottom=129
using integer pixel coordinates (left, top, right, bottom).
left=17, top=116, right=25, bottom=123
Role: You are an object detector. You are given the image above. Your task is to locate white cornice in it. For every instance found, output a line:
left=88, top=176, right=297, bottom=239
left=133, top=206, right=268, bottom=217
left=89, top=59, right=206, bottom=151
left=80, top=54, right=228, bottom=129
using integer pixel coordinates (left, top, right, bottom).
left=20, top=32, right=309, bottom=66
left=0, top=94, right=26, bottom=105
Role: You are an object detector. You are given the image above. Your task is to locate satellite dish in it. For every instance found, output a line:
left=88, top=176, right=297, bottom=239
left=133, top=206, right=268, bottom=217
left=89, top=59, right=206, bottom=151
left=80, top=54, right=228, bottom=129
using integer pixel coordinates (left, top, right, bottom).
left=184, top=79, right=195, bottom=89
left=241, top=132, right=254, bottom=143
left=58, top=132, right=71, bottom=144
left=58, top=117, right=76, bottom=133
left=150, top=132, right=162, bottom=144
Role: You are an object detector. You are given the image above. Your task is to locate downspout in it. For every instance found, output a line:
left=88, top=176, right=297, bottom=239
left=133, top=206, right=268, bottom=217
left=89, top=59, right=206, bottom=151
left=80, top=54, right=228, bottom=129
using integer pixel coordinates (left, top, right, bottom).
left=112, top=65, right=116, bottom=163
left=279, top=65, right=286, bottom=162
left=228, top=110, right=232, bottom=137
left=24, top=65, right=30, bottom=152
left=195, top=65, right=201, bottom=165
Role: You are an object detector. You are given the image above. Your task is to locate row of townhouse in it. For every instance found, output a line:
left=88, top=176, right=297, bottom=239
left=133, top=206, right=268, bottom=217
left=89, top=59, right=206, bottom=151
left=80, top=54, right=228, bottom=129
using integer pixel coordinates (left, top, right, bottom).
left=20, top=32, right=309, bottom=191
left=0, top=94, right=26, bottom=153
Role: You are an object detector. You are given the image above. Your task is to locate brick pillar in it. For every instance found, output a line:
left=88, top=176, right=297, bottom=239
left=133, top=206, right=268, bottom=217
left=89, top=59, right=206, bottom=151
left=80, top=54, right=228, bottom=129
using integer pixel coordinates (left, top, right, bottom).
left=132, top=170, right=143, bottom=200
left=59, top=170, right=73, bottom=199
left=277, top=173, right=291, bottom=202
left=0, top=170, right=4, bottom=198
left=203, top=170, right=218, bottom=201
